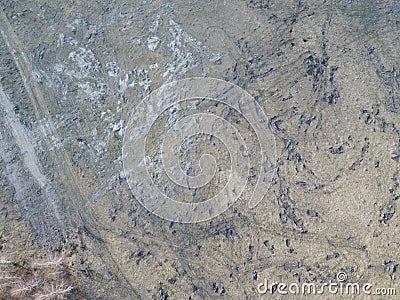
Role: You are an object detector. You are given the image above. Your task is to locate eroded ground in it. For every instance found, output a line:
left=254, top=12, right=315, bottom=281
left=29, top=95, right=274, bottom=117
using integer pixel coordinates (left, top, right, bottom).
left=0, top=0, right=399, bottom=299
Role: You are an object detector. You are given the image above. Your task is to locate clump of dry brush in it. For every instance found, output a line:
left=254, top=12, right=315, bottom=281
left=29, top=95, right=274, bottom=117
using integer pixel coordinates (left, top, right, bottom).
left=0, top=252, right=79, bottom=299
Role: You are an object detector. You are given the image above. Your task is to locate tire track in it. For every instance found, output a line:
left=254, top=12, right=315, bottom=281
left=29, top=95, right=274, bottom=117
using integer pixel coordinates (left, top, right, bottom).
left=0, top=85, right=67, bottom=246
left=0, top=8, right=140, bottom=299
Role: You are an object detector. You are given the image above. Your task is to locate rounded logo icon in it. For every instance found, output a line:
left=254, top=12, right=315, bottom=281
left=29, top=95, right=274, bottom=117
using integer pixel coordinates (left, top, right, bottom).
left=336, top=272, right=348, bottom=282
left=122, top=78, right=277, bottom=223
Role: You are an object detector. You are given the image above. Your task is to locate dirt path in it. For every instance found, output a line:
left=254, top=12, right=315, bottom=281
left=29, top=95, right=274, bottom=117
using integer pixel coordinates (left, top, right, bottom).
left=0, top=87, right=47, bottom=188
left=0, top=7, right=140, bottom=299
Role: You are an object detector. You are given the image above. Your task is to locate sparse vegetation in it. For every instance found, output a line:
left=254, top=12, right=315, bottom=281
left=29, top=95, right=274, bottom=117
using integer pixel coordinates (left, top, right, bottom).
left=0, top=252, right=80, bottom=299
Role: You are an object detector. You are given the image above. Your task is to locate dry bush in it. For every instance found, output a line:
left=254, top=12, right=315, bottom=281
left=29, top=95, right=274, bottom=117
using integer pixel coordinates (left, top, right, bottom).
left=30, top=254, right=64, bottom=269
left=0, top=251, right=81, bottom=299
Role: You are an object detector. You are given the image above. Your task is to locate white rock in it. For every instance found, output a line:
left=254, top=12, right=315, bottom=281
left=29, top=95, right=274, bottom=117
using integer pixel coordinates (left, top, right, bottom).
left=147, top=36, right=160, bottom=51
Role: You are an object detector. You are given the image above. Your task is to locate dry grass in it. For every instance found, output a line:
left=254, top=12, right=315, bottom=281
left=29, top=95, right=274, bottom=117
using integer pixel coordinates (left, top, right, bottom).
left=0, top=252, right=81, bottom=299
